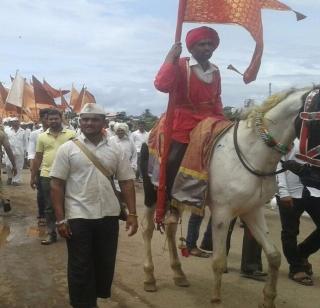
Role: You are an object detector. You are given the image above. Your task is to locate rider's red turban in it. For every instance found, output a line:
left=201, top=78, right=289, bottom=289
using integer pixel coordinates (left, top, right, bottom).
left=186, top=26, right=220, bottom=52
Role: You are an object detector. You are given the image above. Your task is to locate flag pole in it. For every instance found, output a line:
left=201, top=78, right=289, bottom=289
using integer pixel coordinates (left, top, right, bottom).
left=155, top=0, right=187, bottom=227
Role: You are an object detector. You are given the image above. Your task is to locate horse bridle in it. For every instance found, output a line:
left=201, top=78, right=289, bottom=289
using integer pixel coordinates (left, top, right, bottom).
left=233, top=118, right=287, bottom=177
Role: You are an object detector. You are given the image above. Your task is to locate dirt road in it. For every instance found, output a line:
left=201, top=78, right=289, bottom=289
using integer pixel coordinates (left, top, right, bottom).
left=0, top=171, right=319, bottom=308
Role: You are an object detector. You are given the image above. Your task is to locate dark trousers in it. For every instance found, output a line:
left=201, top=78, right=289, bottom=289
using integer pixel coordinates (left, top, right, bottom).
left=186, top=213, right=212, bottom=251
left=67, top=217, right=119, bottom=308
left=227, top=218, right=263, bottom=273
left=36, top=171, right=45, bottom=218
left=277, top=189, right=320, bottom=274
left=40, top=177, right=56, bottom=236
left=136, top=152, right=141, bottom=179
left=166, top=141, right=188, bottom=198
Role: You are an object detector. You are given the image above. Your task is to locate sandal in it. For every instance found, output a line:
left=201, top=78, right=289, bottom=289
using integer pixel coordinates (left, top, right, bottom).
left=189, top=247, right=211, bottom=258
left=289, top=272, right=313, bottom=286
left=302, top=259, right=313, bottom=276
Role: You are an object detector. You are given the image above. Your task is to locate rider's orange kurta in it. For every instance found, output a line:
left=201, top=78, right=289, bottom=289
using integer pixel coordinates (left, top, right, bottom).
left=154, top=57, right=225, bottom=144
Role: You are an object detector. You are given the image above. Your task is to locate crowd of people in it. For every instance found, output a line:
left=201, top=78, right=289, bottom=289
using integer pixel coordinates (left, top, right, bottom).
left=0, top=107, right=149, bottom=307
left=0, top=25, right=319, bottom=307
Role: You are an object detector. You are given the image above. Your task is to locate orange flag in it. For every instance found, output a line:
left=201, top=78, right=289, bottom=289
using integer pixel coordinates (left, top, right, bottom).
left=181, top=0, right=306, bottom=83
left=69, top=85, right=79, bottom=107
left=73, top=87, right=96, bottom=113
left=32, top=75, right=56, bottom=106
left=43, top=79, right=70, bottom=98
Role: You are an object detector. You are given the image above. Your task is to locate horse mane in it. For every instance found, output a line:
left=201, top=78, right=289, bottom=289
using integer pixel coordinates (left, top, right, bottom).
left=242, top=89, right=296, bottom=126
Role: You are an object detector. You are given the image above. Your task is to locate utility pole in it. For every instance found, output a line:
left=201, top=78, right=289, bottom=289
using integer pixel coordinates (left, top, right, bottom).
left=269, top=82, right=272, bottom=97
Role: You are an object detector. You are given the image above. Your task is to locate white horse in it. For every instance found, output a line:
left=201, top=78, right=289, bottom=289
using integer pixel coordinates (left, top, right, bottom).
left=141, top=87, right=311, bottom=308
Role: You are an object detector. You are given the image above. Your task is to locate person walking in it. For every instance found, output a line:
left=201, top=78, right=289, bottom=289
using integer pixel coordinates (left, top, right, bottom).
left=28, top=108, right=50, bottom=226
left=0, top=120, right=17, bottom=212
left=277, top=139, right=320, bottom=286
left=110, top=122, right=137, bottom=172
left=50, top=103, right=138, bottom=308
left=131, top=121, right=149, bottom=181
left=30, top=109, right=76, bottom=245
left=5, top=117, right=26, bottom=185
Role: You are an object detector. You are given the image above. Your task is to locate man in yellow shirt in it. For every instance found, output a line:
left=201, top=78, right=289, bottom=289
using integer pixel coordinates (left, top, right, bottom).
left=31, top=109, right=76, bottom=244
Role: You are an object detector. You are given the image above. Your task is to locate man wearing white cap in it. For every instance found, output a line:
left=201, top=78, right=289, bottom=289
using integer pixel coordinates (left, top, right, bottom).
left=5, top=117, right=27, bottom=185
left=109, top=122, right=137, bottom=172
left=50, top=103, right=138, bottom=308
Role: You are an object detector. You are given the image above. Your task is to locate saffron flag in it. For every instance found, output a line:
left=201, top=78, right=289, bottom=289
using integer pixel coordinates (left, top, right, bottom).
left=43, top=79, right=70, bottom=98
left=73, top=87, right=96, bottom=113
left=32, top=75, right=56, bottom=106
left=69, top=84, right=79, bottom=107
left=181, top=0, right=305, bottom=83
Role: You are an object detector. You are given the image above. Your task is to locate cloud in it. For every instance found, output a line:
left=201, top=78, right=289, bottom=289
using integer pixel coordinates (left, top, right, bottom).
left=0, top=0, right=319, bottom=114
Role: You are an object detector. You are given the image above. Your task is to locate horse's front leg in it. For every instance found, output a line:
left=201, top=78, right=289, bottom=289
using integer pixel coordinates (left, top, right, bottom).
left=141, top=206, right=157, bottom=292
left=242, top=207, right=281, bottom=308
left=165, top=214, right=190, bottom=287
left=211, top=209, right=230, bottom=306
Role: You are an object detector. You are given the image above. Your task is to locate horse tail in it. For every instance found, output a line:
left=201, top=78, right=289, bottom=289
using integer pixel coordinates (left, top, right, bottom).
left=140, top=143, right=157, bottom=208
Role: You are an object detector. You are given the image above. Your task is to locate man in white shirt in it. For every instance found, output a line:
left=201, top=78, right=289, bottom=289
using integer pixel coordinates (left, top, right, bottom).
left=109, top=122, right=137, bottom=172
left=5, top=117, right=27, bottom=185
left=50, top=103, right=138, bottom=308
left=277, top=139, right=320, bottom=286
left=131, top=121, right=149, bottom=180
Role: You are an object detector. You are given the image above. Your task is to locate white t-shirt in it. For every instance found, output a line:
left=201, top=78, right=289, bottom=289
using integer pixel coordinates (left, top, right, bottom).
left=131, top=129, right=149, bottom=153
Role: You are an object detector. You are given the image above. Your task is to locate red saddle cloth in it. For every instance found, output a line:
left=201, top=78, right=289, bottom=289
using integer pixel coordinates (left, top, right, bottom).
left=148, top=116, right=233, bottom=215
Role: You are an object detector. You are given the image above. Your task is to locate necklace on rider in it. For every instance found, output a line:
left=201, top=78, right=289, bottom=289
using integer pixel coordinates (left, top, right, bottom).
left=255, top=112, right=292, bottom=155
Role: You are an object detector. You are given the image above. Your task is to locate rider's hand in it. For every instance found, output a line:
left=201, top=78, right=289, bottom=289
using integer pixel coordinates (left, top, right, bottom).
left=279, top=196, right=293, bottom=207
left=165, top=42, right=182, bottom=64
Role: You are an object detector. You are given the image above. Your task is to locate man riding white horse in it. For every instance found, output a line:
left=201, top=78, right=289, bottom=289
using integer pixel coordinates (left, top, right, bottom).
left=154, top=26, right=225, bottom=221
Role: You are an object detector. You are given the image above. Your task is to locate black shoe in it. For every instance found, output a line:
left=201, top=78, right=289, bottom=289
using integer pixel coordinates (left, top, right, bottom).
left=41, top=235, right=57, bottom=245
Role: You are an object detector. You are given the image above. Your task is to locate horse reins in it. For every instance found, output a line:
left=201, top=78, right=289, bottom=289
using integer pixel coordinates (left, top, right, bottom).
left=233, top=120, right=286, bottom=177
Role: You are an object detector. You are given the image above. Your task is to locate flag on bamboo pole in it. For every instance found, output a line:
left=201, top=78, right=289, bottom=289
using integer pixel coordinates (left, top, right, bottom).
left=32, top=75, right=56, bottom=106
left=43, top=79, right=70, bottom=98
left=6, top=72, right=25, bottom=107
left=179, top=0, right=305, bottom=83
left=69, top=84, right=79, bottom=107
left=154, top=0, right=305, bottom=225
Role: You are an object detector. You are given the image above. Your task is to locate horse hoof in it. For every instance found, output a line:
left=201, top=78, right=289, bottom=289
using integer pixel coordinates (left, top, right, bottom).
left=144, top=281, right=157, bottom=292
left=173, top=276, right=190, bottom=287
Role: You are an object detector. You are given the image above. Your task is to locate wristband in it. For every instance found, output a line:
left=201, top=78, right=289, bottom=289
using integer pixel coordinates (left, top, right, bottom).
left=55, top=219, right=68, bottom=226
left=128, top=213, right=138, bottom=218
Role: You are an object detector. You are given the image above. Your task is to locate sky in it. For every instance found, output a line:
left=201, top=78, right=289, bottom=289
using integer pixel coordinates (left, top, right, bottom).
left=0, top=0, right=319, bottom=115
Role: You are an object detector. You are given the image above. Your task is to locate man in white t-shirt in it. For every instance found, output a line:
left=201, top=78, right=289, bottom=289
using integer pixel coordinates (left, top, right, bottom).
left=131, top=121, right=149, bottom=181
left=50, top=103, right=138, bottom=308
